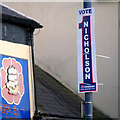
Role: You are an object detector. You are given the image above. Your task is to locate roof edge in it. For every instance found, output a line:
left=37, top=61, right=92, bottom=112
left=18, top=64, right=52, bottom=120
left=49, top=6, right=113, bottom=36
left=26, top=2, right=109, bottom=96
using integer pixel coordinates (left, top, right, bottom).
left=0, top=3, right=43, bottom=29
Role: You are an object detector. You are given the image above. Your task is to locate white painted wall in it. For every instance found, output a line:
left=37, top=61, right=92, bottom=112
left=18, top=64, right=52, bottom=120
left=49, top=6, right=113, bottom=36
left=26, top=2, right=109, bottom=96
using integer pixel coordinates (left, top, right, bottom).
left=93, top=2, right=118, bottom=118
left=3, top=2, right=118, bottom=118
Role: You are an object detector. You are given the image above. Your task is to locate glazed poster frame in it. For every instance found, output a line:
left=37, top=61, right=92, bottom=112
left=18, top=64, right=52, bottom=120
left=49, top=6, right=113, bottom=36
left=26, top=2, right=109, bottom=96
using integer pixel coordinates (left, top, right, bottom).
left=0, top=40, right=35, bottom=119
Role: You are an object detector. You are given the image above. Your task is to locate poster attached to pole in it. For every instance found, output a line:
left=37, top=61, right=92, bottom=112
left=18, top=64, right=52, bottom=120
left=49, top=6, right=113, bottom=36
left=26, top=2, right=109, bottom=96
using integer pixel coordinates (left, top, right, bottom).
left=77, top=8, right=98, bottom=93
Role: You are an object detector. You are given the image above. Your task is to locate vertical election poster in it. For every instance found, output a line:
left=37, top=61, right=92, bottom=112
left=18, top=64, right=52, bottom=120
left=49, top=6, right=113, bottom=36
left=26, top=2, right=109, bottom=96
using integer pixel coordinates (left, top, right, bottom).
left=0, top=40, right=35, bottom=119
left=77, top=8, right=98, bottom=93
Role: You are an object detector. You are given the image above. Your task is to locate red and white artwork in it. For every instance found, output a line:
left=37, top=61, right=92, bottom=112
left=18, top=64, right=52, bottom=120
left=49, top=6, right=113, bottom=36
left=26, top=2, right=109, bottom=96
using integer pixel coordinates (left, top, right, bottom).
left=1, top=58, right=24, bottom=105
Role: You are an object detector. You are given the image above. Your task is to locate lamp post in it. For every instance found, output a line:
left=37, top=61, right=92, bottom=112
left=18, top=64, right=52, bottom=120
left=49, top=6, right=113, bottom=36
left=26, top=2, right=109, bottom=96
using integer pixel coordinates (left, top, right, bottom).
left=83, top=0, right=93, bottom=120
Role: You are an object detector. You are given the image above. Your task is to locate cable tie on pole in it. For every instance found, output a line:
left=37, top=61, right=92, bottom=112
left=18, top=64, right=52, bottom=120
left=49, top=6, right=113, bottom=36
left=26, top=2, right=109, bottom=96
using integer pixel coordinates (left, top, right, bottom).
left=85, top=102, right=92, bottom=104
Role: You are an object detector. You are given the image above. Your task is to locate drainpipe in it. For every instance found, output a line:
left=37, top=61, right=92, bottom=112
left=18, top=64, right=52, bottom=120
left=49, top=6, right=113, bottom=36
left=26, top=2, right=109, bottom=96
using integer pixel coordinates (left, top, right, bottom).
left=28, top=28, right=38, bottom=117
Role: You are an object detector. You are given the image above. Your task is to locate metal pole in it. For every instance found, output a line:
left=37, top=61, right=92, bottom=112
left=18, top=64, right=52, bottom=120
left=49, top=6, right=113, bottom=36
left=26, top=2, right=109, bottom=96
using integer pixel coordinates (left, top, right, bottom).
left=85, top=93, right=93, bottom=120
left=83, top=0, right=93, bottom=120
left=83, top=0, right=91, bottom=8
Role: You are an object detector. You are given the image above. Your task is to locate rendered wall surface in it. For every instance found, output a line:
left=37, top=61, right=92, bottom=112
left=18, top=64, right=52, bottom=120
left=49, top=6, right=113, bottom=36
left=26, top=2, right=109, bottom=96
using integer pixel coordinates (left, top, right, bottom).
left=3, top=2, right=118, bottom=118
left=93, top=2, right=118, bottom=118
left=118, top=2, right=120, bottom=119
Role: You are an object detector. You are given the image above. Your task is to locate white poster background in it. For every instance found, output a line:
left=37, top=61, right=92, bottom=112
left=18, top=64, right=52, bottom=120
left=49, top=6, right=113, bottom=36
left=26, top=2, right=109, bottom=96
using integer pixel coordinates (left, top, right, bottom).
left=77, top=8, right=98, bottom=93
